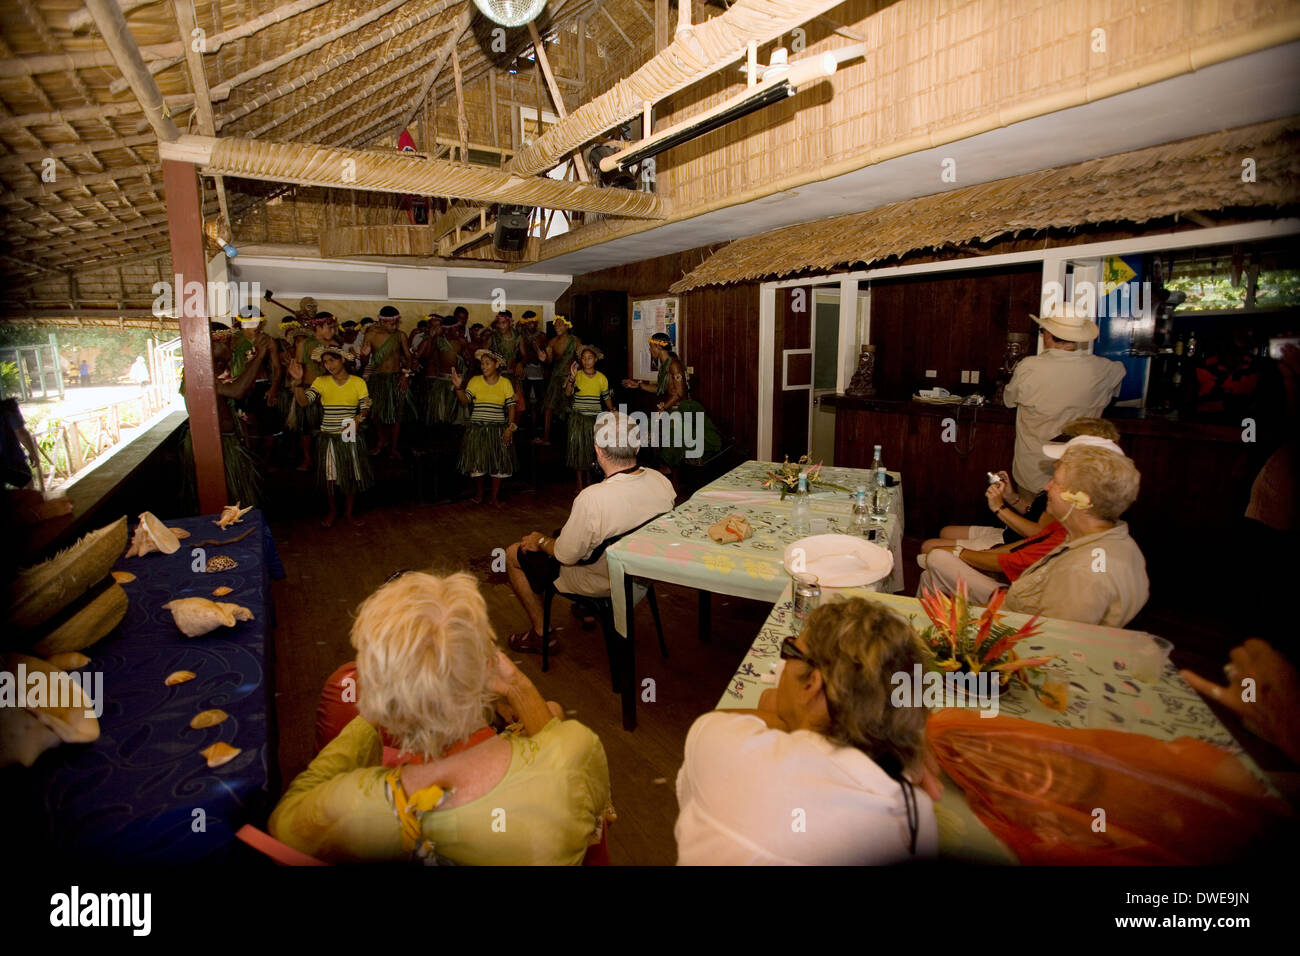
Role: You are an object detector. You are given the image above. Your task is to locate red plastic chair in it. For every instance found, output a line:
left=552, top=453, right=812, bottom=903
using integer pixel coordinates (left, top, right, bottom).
left=235, top=824, right=329, bottom=866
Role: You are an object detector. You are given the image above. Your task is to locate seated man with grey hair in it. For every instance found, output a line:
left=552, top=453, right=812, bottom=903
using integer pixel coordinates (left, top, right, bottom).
left=918, top=439, right=1149, bottom=628
left=504, top=410, right=676, bottom=654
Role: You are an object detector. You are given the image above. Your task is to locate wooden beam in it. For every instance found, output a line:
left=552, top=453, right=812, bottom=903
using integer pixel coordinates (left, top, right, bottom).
left=529, top=21, right=590, bottom=183
left=403, top=3, right=474, bottom=129
left=0, top=98, right=192, bottom=132
left=0, top=133, right=157, bottom=169
left=162, top=159, right=225, bottom=514
left=601, top=6, right=635, bottom=49
left=65, top=0, right=153, bottom=33
left=654, top=0, right=669, bottom=52
left=172, top=0, right=230, bottom=229
left=83, top=0, right=181, bottom=141
left=431, top=202, right=487, bottom=241
left=159, top=134, right=668, bottom=218
left=1, top=163, right=156, bottom=202
left=451, top=44, right=469, bottom=166
left=216, top=0, right=457, bottom=127
left=208, top=0, right=410, bottom=102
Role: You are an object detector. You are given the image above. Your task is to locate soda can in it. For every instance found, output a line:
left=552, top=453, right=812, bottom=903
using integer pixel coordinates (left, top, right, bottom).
left=791, top=573, right=821, bottom=632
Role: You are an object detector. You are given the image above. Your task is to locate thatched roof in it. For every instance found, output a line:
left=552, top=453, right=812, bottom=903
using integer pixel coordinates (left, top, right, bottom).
left=0, top=0, right=659, bottom=288
left=670, top=118, right=1300, bottom=292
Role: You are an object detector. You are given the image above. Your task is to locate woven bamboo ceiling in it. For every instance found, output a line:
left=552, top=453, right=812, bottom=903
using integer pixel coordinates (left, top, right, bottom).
left=0, top=0, right=671, bottom=291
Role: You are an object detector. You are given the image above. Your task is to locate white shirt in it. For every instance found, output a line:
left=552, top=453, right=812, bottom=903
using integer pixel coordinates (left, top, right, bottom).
left=1003, top=348, right=1125, bottom=493
left=674, top=712, right=938, bottom=865
left=553, top=467, right=676, bottom=597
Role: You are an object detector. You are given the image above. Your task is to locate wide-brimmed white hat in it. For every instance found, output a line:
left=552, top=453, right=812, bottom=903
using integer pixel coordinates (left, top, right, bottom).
left=1042, top=435, right=1124, bottom=459
left=1029, top=311, right=1100, bottom=342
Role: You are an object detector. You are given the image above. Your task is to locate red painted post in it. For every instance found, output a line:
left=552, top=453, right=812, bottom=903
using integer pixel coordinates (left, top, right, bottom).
left=163, top=159, right=226, bottom=515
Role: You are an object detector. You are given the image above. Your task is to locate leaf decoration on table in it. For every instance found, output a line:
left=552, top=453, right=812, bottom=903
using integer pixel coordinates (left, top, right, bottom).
left=759, top=455, right=851, bottom=499
left=916, top=580, right=1047, bottom=685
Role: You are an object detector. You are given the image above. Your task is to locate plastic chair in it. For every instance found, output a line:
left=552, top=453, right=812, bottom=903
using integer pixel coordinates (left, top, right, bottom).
left=235, top=824, right=329, bottom=866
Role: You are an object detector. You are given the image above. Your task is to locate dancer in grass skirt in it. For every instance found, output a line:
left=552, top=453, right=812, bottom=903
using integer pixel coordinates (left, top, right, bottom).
left=623, top=331, right=721, bottom=491
left=565, top=344, right=614, bottom=491
left=289, top=344, right=373, bottom=528
left=535, top=314, right=579, bottom=446
left=451, top=349, right=517, bottom=507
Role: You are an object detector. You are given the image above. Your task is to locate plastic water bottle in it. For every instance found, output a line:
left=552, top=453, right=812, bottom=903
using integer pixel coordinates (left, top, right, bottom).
left=871, top=466, right=890, bottom=522
left=791, top=473, right=811, bottom=534
left=852, top=484, right=870, bottom=532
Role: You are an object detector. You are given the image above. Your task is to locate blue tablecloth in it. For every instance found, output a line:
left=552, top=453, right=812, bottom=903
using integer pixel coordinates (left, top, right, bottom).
left=4, top=510, right=281, bottom=863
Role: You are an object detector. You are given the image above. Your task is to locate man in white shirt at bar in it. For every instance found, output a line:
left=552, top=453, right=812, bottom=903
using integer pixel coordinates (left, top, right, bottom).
left=504, top=410, right=675, bottom=654
left=1004, top=311, right=1126, bottom=494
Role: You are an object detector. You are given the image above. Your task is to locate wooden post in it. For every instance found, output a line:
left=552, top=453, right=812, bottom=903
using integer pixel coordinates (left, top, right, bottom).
left=655, top=0, right=670, bottom=53
left=163, top=158, right=226, bottom=514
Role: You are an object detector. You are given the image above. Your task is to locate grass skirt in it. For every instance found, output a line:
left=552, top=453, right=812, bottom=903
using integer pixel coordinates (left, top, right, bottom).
left=369, top=371, right=412, bottom=424
left=459, top=422, right=516, bottom=477
left=656, top=399, right=722, bottom=468
left=424, top=376, right=465, bottom=425
left=181, top=428, right=262, bottom=509
left=316, top=430, right=374, bottom=495
left=543, top=369, right=570, bottom=415
left=566, top=412, right=599, bottom=470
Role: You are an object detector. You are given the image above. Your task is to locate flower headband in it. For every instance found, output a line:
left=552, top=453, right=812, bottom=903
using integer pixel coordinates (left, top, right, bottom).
left=649, top=332, right=672, bottom=347
left=553, top=315, right=572, bottom=330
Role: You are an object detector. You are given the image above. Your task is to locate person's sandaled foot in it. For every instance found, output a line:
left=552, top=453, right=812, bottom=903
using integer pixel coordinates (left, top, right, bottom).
left=508, top=629, right=558, bottom=654
left=320, top=515, right=336, bottom=529
left=571, top=603, right=598, bottom=630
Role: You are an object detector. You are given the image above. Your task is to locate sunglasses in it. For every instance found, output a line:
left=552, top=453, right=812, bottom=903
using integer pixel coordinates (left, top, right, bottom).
left=779, top=636, right=817, bottom=666
left=385, top=568, right=412, bottom=584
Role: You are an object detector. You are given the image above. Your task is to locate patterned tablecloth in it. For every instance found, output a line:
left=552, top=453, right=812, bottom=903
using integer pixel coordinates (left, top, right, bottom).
left=719, top=585, right=1265, bottom=863
left=3, top=510, right=283, bottom=864
left=607, top=461, right=904, bottom=635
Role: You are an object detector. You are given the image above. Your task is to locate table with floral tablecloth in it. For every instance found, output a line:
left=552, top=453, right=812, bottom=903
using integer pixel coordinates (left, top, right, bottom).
left=719, top=584, right=1268, bottom=863
left=607, top=461, right=904, bottom=638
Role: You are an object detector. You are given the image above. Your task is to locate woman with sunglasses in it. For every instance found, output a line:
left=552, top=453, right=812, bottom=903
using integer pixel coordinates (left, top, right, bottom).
left=674, top=597, right=941, bottom=865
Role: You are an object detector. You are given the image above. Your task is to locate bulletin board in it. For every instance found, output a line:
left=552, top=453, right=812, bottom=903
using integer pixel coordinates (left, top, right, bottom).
left=629, top=295, right=680, bottom=381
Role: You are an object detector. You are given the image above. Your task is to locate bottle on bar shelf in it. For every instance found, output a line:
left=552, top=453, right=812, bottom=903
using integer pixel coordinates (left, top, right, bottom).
left=791, top=473, right=811, bottom=534
left=871, top=466, right=890, bottom=522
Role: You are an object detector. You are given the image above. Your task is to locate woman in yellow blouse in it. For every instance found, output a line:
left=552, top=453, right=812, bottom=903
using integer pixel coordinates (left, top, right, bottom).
left=289, top=345, right=372, bottom=528
left=450, top=348, right=518, bottom=506
left=268, top=571, right=612, bottom=865
left=564, top=344, right=615, bottom=490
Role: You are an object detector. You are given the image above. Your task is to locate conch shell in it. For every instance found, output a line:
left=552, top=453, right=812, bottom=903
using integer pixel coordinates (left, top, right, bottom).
left=214, top=503, right=253, bottom=529
left=0, top=653, right=100, bottom=768
left=162, top=598, right=253, bottom=637
left=201, top=741, right=241, bottom=768
left=124, top=512, right=181, bottom=557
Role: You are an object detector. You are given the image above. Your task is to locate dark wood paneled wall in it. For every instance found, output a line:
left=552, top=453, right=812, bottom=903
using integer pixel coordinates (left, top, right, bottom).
left=869, top=266, right=1041, bottom=398
left=557, top=245, right=762, bottom=458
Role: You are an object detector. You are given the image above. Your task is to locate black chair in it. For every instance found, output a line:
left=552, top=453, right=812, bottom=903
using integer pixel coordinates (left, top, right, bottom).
left=538, top=513, right=671, bottom=686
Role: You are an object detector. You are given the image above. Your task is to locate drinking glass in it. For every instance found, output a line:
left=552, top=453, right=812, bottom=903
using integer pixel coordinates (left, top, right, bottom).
left=1128, top=634, right=1174, bottom=682
left=1037, top=663, right=1070, bottom=712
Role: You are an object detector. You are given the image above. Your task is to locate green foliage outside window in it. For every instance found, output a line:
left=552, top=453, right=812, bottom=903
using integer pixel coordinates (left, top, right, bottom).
left=1167, top=269, right=1300, bottom=311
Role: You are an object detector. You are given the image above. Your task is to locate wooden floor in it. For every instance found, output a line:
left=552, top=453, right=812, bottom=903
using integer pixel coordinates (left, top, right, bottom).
left=264, top=446, right=1286, bottom=866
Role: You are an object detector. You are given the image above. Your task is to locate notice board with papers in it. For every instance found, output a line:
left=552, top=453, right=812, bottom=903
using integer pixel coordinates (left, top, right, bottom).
left=629, top=295, right=680, bottom=382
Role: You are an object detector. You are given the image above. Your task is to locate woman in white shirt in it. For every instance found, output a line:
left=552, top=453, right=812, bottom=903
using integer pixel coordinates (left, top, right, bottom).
left=675, top=597, right=941, bottom=865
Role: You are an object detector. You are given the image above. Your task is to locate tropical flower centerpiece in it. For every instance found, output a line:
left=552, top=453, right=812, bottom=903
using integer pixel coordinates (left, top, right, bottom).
left=760, top=455, right=851, bottom=499
left=914, top=582, right=1052, bottom=689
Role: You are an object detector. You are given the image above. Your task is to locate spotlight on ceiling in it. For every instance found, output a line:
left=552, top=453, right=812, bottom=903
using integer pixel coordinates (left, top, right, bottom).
left=473, top=0, right=546, bottom=29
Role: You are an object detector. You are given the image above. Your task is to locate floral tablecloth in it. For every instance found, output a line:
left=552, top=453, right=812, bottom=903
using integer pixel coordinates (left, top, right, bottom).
left=718, top=585, right=1266, bottom=863
left=606, top=462, right=904, bottom=635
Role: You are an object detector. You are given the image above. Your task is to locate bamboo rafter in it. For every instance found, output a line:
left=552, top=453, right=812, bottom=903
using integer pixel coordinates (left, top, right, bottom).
left=510, top=0, right=847, bottom=176
left=159, top=134, right=669, bottom=217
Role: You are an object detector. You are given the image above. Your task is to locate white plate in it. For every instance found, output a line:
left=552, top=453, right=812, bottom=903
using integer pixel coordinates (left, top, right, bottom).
left=782, top=534, right=893, bottom=588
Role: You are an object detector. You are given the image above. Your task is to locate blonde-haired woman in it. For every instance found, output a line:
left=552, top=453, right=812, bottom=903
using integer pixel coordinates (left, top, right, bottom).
left=675, top=597, right=939, bottom=865
left=269, top=571, right=611, bottom=865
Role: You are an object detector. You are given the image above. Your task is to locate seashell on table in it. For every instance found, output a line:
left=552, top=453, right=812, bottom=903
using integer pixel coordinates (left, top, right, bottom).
left=205, top=555, right=238, bottom=573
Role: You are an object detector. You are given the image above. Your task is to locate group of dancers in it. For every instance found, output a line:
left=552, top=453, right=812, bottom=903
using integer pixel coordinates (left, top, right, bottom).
left=198, top=299, right=713, bottom=526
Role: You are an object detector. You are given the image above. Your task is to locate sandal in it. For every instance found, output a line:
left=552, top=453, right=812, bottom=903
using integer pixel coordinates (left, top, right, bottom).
left=570, top=602, right=598, bottom=630
left=508, top=629, right=558, bottom=654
